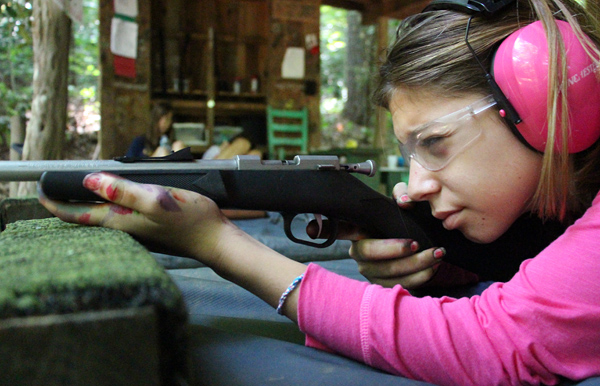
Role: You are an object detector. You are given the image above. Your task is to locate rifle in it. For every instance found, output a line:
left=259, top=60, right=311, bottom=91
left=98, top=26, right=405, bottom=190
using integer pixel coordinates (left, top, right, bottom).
left=0, top=148, right=563, bottom=281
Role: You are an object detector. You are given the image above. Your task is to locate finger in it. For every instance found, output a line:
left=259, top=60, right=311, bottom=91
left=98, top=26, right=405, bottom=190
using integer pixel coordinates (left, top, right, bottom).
left=392, top=181, right=407, bottom=198
left=82, top=172, right=191, bottom=216
left=349, top=238, right=419, bottom=262
left=356, top=249, right=438, bottom=279
left=392, top=182, right=414, bottom=208
left=306, top=219, right=367, bottom=240
left=369, top=265, right=439, bottom=289
left=353, top=246, right=446, bottom=286
left=38, top=183, right=140, bottom=227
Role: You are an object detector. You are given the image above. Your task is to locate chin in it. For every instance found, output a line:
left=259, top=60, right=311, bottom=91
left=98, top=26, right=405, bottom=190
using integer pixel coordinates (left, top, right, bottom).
left=460, top=227, right=503, bottom=244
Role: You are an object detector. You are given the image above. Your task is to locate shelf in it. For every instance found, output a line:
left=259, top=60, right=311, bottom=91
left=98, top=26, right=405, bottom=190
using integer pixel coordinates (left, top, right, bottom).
left=152, top=98, right=266, bottom=115
left=153, top=91, right=265, bottom=100
left=158, top=32, right=268, bottom=45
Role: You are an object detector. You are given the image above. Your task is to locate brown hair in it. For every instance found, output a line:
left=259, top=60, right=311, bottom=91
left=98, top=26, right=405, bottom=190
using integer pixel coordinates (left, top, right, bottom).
left=374, top=0, right=600, bottom=223
left=148, top=101, right=174, bottom=147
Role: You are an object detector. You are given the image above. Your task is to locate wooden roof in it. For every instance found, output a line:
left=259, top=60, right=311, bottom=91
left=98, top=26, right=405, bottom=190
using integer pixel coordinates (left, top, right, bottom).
left=322, top=0, right=430, bottom=23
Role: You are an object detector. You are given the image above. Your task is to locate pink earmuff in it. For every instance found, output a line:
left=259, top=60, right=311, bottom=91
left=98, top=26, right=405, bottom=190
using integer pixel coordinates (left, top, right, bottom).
left=493, top=20, right=600, bottom=153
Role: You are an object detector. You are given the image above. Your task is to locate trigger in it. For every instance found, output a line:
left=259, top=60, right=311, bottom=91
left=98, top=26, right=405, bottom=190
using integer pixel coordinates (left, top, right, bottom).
left=314, top=214, right=323, bottom=238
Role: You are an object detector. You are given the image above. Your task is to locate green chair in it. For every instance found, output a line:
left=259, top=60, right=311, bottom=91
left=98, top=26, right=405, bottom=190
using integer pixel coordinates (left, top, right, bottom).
left=267, top=106, right=309, bottom=159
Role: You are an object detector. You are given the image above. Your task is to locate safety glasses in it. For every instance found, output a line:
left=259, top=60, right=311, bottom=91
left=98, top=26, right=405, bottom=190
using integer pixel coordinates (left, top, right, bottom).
left=398, top=94, right=497, bottom=171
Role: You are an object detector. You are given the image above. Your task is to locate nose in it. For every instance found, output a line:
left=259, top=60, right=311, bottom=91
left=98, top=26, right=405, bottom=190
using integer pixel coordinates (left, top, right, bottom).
left=406, top=160, right=442, bottom=201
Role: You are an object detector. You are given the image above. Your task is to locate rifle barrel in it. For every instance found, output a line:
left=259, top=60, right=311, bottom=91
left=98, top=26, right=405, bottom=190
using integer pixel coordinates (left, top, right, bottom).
left=0, top=159, right=239, bottom=182
left=0, top=154, right=356, bottom=182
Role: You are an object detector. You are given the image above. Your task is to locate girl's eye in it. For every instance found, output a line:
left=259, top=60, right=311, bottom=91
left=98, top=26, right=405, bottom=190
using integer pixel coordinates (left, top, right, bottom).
left=421, top=135, right=444, bottom=148
left=418, top=135, right=449, bottom=158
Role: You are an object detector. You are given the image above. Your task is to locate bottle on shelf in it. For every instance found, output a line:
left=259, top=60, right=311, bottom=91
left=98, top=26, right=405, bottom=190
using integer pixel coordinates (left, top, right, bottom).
left=159, top=134, right=172, bottom=152
left=250, top=75, right=259, bottom=93
left=233, top=78, right=241, bottom=94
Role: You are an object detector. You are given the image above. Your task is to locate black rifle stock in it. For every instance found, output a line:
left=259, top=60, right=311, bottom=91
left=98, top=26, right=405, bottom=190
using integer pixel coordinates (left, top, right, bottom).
left=2, top=149, right=563, bottom=281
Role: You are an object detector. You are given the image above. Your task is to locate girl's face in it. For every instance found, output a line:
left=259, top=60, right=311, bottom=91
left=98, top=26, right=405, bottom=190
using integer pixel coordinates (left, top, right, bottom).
left=157, top=112, right=173, bottom=136
left=390, top=89, right=543, bottom=243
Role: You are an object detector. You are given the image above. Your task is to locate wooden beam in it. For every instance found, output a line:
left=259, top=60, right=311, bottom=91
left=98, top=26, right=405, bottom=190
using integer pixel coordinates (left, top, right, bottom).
left=325, top=0, right=429, bottom=23
left=321, top=0, right=368, bottom=12
left=381, top=0, right=430, bottom=19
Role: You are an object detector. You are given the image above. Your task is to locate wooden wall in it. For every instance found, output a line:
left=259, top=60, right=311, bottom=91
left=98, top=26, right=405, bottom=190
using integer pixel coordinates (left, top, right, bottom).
left=99, top=0, right=322, bottom=159
left=99, top=0, right=151, bottom=159
left=268, top=0, right=321, bottom=149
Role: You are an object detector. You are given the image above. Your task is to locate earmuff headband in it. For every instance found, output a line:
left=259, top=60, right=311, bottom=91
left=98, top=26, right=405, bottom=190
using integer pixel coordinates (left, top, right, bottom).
left=424, top=0, right=523, bottom=127
left=464, top=16, right=522, bottom=126
left=423, top=0, right=515, bottom=15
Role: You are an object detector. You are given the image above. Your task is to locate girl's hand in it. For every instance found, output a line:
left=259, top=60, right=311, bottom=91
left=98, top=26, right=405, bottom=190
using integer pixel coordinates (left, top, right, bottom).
left=38, top=172, right=236, bottom=267
left=340, top=225, right=446, bottom=289
left=312, top=182, right=478, bottom=289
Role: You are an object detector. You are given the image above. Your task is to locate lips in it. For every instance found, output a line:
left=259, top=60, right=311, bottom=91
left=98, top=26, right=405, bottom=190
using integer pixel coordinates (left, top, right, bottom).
left=432, top=209, right=462, bottom=230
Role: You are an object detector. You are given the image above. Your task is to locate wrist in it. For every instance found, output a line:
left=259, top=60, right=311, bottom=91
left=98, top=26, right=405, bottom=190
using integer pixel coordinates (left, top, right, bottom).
left=187, top=216, right=239, bottom=271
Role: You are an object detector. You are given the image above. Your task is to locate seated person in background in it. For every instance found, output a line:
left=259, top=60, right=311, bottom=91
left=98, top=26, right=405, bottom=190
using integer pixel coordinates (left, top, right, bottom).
left=125, top=102, right=185, bottom=158
left=203, top=135, right=264, bottom=160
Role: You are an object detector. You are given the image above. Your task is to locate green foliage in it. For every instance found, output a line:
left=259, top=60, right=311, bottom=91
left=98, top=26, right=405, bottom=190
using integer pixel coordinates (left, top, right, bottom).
left=0, top=0, right=33, bottom=145
left=320, top=6, right=347, bottom=103
left=68, top=0, right=100, bottom=133
left=0, top=0, right=99, bottom=141
left=70, top=0, right=100, bottom=106
left=0, top=0, right=33, bottom=117
left=320, top=6, right=379, bottom=149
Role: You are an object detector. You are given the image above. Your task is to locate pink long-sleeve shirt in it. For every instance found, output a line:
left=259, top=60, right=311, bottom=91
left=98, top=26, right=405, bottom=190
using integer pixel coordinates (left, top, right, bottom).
left=297, top=192, right=600, bottom=386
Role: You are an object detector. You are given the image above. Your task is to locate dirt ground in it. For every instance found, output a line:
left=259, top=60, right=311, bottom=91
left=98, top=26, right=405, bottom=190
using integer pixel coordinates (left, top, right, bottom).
left=0, top=131, right=98, bottom=201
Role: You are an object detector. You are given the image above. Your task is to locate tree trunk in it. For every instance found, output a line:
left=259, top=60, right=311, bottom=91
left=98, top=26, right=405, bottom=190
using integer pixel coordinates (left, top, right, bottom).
left=17, top=0, right=71, bottom=196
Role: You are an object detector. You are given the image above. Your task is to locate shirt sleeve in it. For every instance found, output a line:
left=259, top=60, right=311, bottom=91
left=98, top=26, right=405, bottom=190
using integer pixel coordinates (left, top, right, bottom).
left=297, top=194, right=600, bottom=386
left=125, top=135, right=147, bottom=158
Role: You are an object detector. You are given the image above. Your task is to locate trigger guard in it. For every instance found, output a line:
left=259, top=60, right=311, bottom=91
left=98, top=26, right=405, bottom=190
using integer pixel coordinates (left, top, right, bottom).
left=282, top=213, right=338, bottom=248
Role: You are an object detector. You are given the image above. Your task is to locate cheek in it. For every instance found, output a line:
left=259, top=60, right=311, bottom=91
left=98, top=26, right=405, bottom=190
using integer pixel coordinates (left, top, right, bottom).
left=469, top=148, right=538, bottom=206
left=446, top=131, right=542, bottom=242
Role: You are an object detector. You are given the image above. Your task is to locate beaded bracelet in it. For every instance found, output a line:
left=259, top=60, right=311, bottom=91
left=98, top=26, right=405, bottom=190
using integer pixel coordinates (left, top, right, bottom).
left=276, top=273, right=305, bottom=315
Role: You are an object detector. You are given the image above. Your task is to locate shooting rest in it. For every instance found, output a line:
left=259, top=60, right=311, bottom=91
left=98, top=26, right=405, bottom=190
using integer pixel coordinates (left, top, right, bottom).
left=0, top=215, right=189, bottom=385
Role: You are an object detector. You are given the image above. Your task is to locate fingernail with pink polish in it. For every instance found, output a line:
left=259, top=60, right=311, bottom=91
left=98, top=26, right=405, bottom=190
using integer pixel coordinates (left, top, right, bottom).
left=397, top=194, right=411, bottom=204
left=410, top=241, right=419, bottom=252
left=83, top=173, right=102, bottom=191
left=433, top=247, right=446, bottom=259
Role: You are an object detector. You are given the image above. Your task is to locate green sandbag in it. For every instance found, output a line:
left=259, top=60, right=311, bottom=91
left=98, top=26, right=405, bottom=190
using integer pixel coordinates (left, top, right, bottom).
left=0, top=217, right=189, bottom=385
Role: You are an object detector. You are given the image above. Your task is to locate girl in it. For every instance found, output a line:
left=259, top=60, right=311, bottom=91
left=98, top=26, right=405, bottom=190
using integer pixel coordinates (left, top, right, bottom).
left=125, top=101, right=185, bottom=158
left=40, top=0, right=600, bottom=384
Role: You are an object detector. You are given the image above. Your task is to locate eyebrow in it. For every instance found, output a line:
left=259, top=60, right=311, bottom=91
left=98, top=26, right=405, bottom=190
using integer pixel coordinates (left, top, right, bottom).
left=400, top=120, right=436, bottom=145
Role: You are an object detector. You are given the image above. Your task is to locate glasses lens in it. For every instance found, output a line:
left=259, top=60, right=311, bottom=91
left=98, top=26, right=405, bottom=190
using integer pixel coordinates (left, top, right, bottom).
left=398, top=142, right=411, bottom=162
left=402, top=95, right=496, bottom=171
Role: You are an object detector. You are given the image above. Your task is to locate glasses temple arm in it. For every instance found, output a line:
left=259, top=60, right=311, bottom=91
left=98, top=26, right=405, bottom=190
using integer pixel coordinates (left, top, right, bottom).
left=465, top=16, right=522, bottom=125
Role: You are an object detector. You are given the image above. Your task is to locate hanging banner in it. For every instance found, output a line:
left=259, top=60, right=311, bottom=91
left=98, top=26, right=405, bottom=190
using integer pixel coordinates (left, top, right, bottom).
left=113, top=55, right=136, bottom=78
left=110, top=17, right=138, bottom=59
left=281, top=47, right=305, bottom=79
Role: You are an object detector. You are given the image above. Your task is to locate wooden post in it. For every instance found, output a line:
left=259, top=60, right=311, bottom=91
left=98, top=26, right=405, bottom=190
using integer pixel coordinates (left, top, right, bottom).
left=206, top=26, right=215, bottom=144
left=99, top=0, right=151, bottom=159
left=374, top=16, right=389, bottom=152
